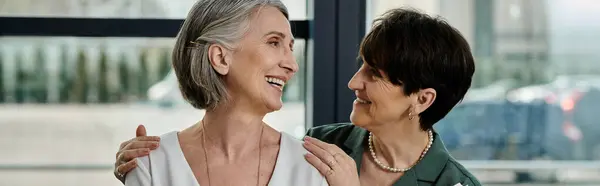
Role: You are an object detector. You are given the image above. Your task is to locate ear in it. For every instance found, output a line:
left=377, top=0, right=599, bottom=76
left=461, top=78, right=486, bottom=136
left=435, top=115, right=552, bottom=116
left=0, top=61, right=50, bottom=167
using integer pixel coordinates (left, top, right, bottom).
left=207, top=44, right=231, bottom=75
left=414, top=88, right=436, bottom=114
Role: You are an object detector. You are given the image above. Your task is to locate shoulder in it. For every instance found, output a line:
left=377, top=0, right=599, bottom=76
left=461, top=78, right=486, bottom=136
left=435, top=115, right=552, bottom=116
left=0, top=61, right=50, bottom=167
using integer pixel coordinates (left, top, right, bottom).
left=275, top=133, right=328, bottom=186
left=125, top=131, right=186, bottom=186
left=306, top=123, right=357, bottom=144
left=436, top=158, right=482, bottom=186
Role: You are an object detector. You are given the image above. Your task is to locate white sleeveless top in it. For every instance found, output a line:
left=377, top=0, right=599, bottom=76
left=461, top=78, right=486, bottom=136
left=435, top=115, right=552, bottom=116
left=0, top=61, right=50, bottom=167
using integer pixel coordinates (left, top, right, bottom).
left=125, top=131, right=328, bottom=186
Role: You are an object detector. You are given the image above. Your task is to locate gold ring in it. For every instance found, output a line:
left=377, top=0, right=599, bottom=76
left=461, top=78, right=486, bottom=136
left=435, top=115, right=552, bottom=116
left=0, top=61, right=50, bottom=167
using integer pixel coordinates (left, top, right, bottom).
left=328, top=159, right=336, bottom=166
left=326, top=168, right=334, bottom=176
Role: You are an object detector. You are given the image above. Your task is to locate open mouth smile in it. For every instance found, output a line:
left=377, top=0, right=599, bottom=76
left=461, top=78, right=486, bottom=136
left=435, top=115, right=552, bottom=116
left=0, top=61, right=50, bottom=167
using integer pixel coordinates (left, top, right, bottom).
left=265, top=77, right=285, bottom=91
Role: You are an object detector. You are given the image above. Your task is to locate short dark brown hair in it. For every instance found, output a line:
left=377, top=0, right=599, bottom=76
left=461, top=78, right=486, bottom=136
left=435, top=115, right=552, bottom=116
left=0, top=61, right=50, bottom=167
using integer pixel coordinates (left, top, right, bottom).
left=360, top=8, right=475, bottom=130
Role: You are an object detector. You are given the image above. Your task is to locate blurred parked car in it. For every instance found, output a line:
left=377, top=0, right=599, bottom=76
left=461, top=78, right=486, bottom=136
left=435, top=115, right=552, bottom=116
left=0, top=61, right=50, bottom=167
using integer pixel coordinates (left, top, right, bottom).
left=437, top=75, right=600, bottom=161
left=147, top=70, right=188, bottom=108
left=464, top=79, right=519, bottom=102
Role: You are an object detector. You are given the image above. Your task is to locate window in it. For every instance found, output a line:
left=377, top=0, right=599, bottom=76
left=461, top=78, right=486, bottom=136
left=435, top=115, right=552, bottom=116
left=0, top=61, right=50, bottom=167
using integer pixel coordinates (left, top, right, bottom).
left=0, top=0, right=310, bottom=185
left=367, top=0, right=600, bottom=167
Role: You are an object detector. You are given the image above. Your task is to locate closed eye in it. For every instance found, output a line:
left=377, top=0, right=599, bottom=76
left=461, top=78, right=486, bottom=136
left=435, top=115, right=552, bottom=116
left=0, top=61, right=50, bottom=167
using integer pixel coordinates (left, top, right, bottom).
left=367, top=67, right=381, bottom=78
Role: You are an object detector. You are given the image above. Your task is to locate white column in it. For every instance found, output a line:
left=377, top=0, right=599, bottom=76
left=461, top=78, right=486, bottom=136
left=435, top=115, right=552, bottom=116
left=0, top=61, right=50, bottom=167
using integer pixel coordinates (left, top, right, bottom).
left=370, top=0, right=440, bottom=17
left=439, top=0, right=475, bottom=49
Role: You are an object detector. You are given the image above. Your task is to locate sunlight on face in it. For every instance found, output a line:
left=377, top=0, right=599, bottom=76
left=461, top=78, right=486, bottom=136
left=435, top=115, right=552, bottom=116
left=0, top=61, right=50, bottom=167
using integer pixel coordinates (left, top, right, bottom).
left=225, top=6, right=298, bottom=113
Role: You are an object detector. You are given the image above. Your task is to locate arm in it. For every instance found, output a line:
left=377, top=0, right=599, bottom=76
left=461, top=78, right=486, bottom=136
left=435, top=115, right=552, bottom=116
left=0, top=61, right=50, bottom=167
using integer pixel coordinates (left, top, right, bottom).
left=114, top=125, right=161, bottom=184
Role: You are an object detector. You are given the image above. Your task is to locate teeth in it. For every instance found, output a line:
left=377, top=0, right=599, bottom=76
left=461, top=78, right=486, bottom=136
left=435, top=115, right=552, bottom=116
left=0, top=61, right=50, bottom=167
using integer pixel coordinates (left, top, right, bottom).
left=356, top=98, right=371, bottom=104
left=265, top=77, right=285, bottom=87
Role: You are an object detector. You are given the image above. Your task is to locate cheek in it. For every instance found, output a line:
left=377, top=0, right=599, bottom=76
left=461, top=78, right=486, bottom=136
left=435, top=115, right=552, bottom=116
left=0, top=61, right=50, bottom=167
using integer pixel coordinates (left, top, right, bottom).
left=369, top=84, right=410, bottom=121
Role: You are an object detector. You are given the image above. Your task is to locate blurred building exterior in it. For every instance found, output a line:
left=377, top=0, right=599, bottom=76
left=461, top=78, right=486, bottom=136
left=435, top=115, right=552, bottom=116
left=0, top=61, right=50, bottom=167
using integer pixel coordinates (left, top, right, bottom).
left=1, top=1, right=600, bottom=185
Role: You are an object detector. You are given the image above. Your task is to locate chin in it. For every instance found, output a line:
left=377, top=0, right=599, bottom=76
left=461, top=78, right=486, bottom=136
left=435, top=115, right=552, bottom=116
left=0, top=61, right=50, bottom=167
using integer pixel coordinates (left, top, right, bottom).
left=349, top=110, right=371, bottom=128
left=264, top=99, right=283, bottom=112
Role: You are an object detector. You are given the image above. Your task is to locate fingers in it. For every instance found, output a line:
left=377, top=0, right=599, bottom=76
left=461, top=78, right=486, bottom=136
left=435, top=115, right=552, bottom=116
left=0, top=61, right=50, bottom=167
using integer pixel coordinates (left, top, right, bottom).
left=118, top=136, right=159, bottom=151
left=116, top=159, right=138, bottom=176
left=304, top=153, right=334, bottom=177
left=134, top=136, right=161, bottom=141
left=304, top=137, right=356, bottom=170
left=333, top=153, right=356, bottom=170
left=303, top=140, right=338, bottom=170
left=304, top=136, right=345, bottom=155
left=119, top=139, right=133, bottom=151
left=118, top=148, right=150, bottom=163
left=136, top=125, right=147, bottom=137
left=118, top=140, right=158, bottom=161
left=117, top=136, right=160, bottom=158
left=125, top=140, right=160, bottom=150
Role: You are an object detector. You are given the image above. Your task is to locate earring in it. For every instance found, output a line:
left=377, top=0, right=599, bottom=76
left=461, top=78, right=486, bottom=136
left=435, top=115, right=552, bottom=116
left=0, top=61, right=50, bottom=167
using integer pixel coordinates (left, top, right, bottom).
left=408, top=105, right=415, bottom=120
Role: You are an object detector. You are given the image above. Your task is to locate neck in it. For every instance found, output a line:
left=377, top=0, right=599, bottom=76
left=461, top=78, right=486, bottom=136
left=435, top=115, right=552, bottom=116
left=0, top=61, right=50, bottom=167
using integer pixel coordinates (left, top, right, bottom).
left=368, top=119, right=430, bottom=169
left=198, top=101, right=267, bottom=160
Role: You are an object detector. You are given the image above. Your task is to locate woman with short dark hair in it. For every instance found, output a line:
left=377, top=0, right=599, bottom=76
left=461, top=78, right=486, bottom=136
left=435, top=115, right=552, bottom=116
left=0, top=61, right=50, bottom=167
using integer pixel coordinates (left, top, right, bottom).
left=115, top=7, right=481, bottom=186
left=303, top=8, right=480, bottom=186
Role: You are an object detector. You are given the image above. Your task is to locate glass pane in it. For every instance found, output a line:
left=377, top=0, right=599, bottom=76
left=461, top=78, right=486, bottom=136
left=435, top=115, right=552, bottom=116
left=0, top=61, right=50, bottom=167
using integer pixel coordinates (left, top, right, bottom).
left=0, top=0, right=308, bottom=19
left=0, top=35, right=307, bottom=185
left=368, top=0, right=600, bottom=183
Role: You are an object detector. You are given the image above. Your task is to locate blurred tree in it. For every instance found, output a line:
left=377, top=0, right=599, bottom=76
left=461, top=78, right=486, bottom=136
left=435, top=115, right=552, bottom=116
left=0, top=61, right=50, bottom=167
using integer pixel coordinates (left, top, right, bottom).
left=529, top=62, right=547, bottom=84
left=0, top=50, right=4, bottom=103
left=511, top=70, right=525, bottom=87
left=158, top=49, right=171, bottom=80
left=14, top=51, right=26, bottom=103
left=33, top=47, right=48, bottom=103
left=490, top=60, right=504, bottom=82
left=97, top=48, right=109, bottom=103
left=71, top=49, right=89, bottom=103
left=472, top=59, right=487, bottom=88
left=138, top=49, right=149, bottom=99
left=58, top=45, right=72, bottom=103
left=118, top=53, right=130, bottom=101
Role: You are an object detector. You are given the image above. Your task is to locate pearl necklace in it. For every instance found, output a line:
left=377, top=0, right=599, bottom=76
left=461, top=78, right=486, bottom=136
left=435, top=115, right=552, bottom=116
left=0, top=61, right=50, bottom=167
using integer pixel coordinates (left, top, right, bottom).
left=368, top=130, right=433, bottom=172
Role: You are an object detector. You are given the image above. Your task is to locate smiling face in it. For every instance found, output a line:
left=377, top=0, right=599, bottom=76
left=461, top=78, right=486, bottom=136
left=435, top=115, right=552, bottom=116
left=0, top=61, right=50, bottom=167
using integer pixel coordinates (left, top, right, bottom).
left=348, top=64, right=414, bottom=128
left=216, top=6, right=297, bottom=112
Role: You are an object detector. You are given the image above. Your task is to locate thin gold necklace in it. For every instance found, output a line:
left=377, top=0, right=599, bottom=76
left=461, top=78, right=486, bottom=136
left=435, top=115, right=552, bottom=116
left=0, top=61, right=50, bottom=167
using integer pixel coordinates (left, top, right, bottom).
left=201, top=120, right=264, bottom=186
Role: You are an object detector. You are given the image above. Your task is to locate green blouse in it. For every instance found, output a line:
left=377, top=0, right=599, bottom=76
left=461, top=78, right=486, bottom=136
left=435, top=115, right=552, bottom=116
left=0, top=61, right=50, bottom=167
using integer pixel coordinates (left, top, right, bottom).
left=306, top=123, right=481, bottom=186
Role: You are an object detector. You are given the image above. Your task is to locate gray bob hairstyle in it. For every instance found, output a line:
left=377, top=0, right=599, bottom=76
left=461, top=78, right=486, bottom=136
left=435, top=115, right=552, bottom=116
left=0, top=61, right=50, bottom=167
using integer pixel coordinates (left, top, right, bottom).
left=172, top=0, right=289, bottom=110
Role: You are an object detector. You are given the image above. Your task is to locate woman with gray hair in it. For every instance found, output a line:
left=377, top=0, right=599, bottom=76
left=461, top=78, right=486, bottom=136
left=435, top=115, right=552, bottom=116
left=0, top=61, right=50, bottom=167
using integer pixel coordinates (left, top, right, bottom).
left=121, top=0, right=327, bottom=185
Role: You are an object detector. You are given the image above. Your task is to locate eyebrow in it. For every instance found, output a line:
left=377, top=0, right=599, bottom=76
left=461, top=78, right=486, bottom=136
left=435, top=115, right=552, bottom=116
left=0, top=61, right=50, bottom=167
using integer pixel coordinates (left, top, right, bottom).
left=264, top=31, right=295, bottom=44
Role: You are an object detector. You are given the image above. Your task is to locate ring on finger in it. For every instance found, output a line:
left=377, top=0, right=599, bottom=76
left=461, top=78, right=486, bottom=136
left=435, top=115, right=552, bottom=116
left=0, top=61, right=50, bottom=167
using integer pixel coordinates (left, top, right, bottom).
left=326, top=168, right=334, bottom=176
left=114, top=167, right=125, bottom=178
left=332, top=153, right=343, bottom=159
left=327, top=159, right=337, bottom=167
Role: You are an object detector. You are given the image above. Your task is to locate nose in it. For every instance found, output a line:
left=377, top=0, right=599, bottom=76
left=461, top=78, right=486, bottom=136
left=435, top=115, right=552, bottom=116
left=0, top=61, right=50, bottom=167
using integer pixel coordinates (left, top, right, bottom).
left=348, top=68, right=364, bottom=91
left=280, top=49, right=298, bottom=73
